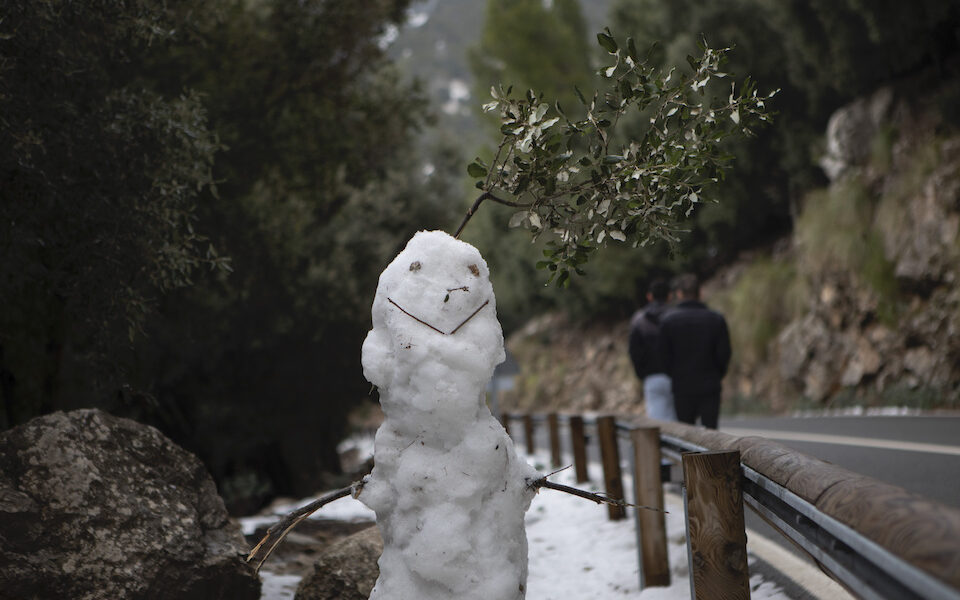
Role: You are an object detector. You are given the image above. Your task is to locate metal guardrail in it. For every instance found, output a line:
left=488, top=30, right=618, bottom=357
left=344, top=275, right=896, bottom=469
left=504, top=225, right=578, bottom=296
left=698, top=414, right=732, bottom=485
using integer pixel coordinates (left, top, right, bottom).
left=501, top=412, right=960, bottom=600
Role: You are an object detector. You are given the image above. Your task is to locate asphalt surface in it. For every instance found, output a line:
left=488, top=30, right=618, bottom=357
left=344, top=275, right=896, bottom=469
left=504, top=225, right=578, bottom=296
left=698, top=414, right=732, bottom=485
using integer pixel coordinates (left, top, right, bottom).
left=519, top=413, right=960, bottom=506
left=719, top=414, right=960, bottom=508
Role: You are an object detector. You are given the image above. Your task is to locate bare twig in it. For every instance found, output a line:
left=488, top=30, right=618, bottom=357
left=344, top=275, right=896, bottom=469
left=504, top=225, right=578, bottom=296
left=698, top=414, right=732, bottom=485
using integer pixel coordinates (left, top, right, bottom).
left=543, top=464, right=574, bottom=479
left=448, top=299, right=489, bottom=335
left=388, top=297, right=490, bottom=336
left=246, top=480, right=365, bottom=572
left=526, top=475, right=668, bottom=514
left=387, top=298, right=446, bottom=335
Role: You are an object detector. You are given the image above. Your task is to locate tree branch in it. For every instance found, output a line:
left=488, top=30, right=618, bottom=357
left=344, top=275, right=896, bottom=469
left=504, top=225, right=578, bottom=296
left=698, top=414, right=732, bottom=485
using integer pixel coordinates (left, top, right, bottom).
left=453, top=191, right=532, bottom=239
left=526, top=475, right=668, bottom=513
left=246, top=480, right=365, bottom=572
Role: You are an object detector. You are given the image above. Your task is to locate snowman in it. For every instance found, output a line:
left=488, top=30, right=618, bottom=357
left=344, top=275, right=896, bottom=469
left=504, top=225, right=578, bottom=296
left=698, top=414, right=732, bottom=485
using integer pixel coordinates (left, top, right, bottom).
left=360, top=230, right=540, bottom=600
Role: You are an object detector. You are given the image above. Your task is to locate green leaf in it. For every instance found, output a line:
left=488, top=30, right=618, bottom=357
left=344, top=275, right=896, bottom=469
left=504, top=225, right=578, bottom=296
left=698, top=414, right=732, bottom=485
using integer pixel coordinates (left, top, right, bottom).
left=627, top=37, right=639, bottom=62
left=467, top=161, right=488, bottom=178
left=597, top=32, right=618, bottom=54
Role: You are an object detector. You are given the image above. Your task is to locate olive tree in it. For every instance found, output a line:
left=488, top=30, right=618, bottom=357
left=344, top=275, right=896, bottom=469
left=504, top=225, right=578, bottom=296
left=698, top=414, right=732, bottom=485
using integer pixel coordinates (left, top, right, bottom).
left=458, top=31, right=777, bottom=285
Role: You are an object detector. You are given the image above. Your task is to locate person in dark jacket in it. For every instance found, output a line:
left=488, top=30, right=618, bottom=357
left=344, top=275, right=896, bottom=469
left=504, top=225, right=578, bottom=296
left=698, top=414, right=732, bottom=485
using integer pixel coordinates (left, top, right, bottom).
left=628, top=279, right=676, bottom=421
left=658, top=273, right=731, bottom=429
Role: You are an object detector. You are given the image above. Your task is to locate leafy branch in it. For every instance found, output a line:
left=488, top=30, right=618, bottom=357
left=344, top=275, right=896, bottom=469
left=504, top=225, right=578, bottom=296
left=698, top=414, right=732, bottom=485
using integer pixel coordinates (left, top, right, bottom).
left=456, top=30, right=778, bottom=286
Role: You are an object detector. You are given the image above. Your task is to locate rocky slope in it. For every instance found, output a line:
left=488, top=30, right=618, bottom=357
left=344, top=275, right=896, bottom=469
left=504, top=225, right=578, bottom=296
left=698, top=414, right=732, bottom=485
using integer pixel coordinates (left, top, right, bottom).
left=501, top=83, right=960, bottom=416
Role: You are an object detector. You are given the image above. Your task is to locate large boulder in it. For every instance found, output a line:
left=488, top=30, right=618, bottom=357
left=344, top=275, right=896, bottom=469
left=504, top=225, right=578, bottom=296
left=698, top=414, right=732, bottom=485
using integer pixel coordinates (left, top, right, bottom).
left=819, top=86, right=894, bottom=181
left=295, top=525, right=382, bottom=600
left=0, top=409, right=261, bottom=600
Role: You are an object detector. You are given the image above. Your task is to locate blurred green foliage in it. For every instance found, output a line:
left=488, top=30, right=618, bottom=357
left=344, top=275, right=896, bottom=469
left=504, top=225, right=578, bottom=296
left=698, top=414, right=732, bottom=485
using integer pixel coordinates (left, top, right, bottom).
left=470, top=0, right=595, bottom=121
left=1, top=0, right=461, bottom=511
left=712, top=258, right=806, bottom=368
left=795, top=181, right=901, bottom=324
left=0, top=1, right=226, bottom=424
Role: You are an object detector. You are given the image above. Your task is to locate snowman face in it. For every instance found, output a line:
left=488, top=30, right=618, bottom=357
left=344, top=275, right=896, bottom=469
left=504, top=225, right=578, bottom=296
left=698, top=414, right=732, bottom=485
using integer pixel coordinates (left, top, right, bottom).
left=362, top=231, right=505, bottom=391
left=386, top=257, right=489, bottom=336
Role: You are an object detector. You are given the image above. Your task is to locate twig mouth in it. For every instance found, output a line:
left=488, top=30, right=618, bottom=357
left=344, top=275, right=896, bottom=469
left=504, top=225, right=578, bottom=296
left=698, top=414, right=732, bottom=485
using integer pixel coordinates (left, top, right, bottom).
left=387, top=297, right=490, bottom=335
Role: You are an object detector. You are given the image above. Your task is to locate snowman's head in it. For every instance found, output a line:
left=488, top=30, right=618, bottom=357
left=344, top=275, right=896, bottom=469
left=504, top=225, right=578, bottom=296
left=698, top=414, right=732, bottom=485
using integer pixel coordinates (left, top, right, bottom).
left=362, top=231, right=505, bottom=397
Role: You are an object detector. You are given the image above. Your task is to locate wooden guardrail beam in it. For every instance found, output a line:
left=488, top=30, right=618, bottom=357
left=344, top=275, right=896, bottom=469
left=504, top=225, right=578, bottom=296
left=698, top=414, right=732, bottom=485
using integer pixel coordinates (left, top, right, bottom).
left=569, top=415, right=589, bottom=483
left=682, top=450, right=750, bottom=600
left=646, top=417, right=960, bottom=593
left=523, top=413, right=536, bottom=456
left=631, top=426, right=670, bottom=588
left=547, top=413, right=562, bottom=468
left=597, top=415, right=626, bottom=521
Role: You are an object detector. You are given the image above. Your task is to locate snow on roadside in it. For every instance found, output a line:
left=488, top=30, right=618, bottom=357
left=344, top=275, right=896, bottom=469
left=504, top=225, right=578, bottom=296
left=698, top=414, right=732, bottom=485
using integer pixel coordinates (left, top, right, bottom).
left=522, top=451, right=790, bottom=600
left=247, top=445, right=794, bottom=600
left=240, top=490, right=374, bottom=537
left=259, top=573, right=301, bottom=600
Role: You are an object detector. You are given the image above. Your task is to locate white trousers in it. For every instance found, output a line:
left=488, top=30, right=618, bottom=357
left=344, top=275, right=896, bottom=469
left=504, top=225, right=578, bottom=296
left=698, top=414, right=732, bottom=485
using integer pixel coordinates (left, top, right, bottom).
left=643, top=373, right=676, bottom=421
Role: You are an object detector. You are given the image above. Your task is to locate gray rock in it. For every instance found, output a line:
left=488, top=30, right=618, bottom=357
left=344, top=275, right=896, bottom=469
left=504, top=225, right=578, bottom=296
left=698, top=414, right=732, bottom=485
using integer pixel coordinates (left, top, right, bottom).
left=0, top=409, right=261, bottom=600
left=882, top=150, right=960, bottom=289
left=295, top=525, right=382, bottom=600
left=820, top=87, right=894, bottom=181
left=840, top=336, right=883, bottom=387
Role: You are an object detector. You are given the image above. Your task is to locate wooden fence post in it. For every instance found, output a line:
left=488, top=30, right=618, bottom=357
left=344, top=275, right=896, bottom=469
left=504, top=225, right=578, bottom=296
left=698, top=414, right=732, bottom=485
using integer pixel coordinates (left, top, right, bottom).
left=682, top=450, right=750, bottom=600
left=597, top=415, right=626, bottom=521
left=523, top=413, right=536, bottom=456
left=547, top=413, right=562, bottom=468
left=631, top=427, right=670, bottom=588
left=569, top=415, right=589, bottom=483
left=502, top=412, right=511, bottom=438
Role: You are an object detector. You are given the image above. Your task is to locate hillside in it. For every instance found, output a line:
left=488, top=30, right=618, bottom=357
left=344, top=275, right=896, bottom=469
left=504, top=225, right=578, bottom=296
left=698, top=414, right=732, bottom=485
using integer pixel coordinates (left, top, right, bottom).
left=500, top=79, right=960, bottom=416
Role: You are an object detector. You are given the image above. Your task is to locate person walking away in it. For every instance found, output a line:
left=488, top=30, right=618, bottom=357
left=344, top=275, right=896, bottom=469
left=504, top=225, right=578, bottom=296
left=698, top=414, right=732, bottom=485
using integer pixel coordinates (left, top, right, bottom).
left=658, top=273, right=731, bottom=429
left=628, top=279, right=676, bottom=421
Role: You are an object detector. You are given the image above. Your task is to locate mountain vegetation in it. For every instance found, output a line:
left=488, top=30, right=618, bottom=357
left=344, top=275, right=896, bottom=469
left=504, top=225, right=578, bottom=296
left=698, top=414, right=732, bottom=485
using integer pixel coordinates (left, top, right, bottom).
left=3, top=0, right=959, bottom=512
left=487, top=0, right=960, bottom=413
left=1, top=0, right=461, bottom=511
left=466, top=0, right=960, bottom=329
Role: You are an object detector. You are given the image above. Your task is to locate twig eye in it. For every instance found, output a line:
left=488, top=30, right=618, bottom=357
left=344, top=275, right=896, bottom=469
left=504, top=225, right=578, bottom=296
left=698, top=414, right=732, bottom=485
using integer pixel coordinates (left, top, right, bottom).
left=409, top=261, right=421, bottom=272
left=468, top=264, right=480, bottom=276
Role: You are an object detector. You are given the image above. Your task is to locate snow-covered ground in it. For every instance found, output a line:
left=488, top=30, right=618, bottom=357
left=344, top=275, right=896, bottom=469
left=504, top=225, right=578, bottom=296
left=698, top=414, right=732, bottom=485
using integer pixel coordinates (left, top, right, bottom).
left=243, top=444, right=823, bottom=599
left=521, top=452, right=789, bottom=600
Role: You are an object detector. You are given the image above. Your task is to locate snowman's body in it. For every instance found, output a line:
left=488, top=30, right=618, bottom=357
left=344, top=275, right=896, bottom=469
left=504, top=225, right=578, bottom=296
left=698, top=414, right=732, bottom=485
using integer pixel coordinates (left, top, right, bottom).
left=360, top=231, right=538, bottom=600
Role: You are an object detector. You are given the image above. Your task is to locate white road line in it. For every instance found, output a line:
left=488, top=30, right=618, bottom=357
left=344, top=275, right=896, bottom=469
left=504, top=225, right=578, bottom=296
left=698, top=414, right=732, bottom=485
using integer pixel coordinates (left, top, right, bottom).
left=721, top=428, right=960, bottom=456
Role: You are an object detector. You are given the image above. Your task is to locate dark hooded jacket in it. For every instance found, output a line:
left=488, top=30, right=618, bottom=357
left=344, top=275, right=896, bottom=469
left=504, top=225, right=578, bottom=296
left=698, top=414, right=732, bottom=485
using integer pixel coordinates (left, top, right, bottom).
left=628, top=301, right=669, bottom=379
left=658, top=300, right=731, bottom=397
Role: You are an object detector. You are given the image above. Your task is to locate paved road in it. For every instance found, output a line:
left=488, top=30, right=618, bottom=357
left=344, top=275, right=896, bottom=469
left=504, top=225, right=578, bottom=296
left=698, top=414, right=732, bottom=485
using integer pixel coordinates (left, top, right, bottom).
left=719, top=414, right=960, bottom=508
left=517, top=413, right=960, bottom=507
